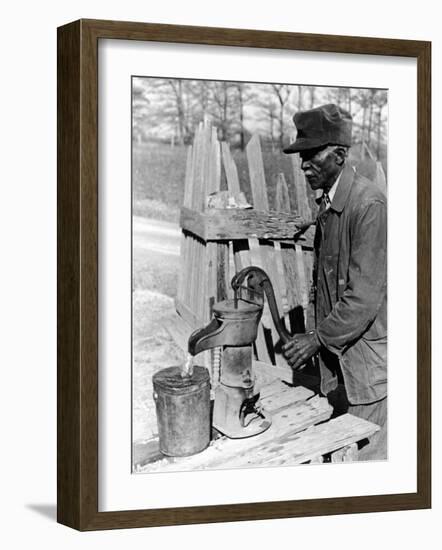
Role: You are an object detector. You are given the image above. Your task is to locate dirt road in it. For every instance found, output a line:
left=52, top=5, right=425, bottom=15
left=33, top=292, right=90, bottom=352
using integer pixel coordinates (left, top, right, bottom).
left=133, top=215, right=180, bottom=257
left=132, top=216, right=185, bottom=449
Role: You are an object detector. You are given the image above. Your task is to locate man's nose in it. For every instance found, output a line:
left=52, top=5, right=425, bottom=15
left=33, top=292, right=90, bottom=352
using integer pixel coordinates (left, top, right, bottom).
left=301, top=159, right=310, bottom=171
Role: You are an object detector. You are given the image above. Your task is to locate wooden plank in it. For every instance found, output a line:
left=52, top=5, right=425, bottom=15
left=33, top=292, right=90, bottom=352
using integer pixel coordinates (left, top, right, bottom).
left=187, top=123, right=211, bottom=319
left=183, top=144, right=193, bottom=208
left=206, top=128, right=221, bottom=320
left=274, top=170, right=305, bottom=326
left=199, top=121, right=212, bottom=211
left=246, top=136, right=289, bottom=365
left=190, top=123, right=202, bottom=210
left=164, top=312, right=192, bottom=353
left=206, top=242, right=217, bottom=318
left=363, top=140, right=376, bottom=161
left=221, top=141, right=241, bottom=196
left=133, top=440, right=163, bottom=471
left=247, top=134, right=269, bottom=210
left=273, top=241, right=289, bottom=310
left=223, top=135, right=288, bottom=326
left=216, top=242, right=229, bottom=301
left=181, top=234, right=189, bottom=307
left=178, top=143, right=195, bottom=305
left=232, top=240, right=272, bottom=365
left=276, top=172, right=291, bottom=211
left=180, top=206, right=308, bottom=242
left=291, top=154, right=312, bottom=220
left=175, top=297, right=200, bottom=330
left=247, top=237, right=287, bottom=366
left=223, top=138, right=272, bottom=364
left=253, top=359, right=293, bottom=385
left=260, top=386, right=315, bottom=414
left=303, top=248, right=315, bottom=330
left=196, top=122, right=207, bottom=211
left=133, top=379, right=314, bottom=470
left=185, top=237, right=192, bottom=309
left=185, top=125, right=200, bottom=313
left=257, top=239, right=287, bottom=366
left=197, top=240, right=206, bottom=323
left=218, top=141, right=236, bottom=303
left=248, top=238, right=279, bottom=362
left=194, top=237, right=201, bottom=319
left=331, top=442, right=358, bottom=463
left=256, top=378, right=298, bottom=399
left=180, top=208, right=207, bottom=239
left=258, top=241, right=285, bottom=314
left=273, top=172, right=295, bottom=333
left=251, top=414, right=380, bottom=467
left=207, top=128, right=221, bottom=195
left=232, top=238, right=251, bottom=272
left=294, top=243, right=309, bottom=310
left=280, top=242, right=299, bottom=311
left=309, top=455, right=324, bottom=464
left=176, top=234, right=186, bottom=303
left=138, top=393, right=333, bottom=473
left=295, top=225, right=315, bottom=250
left=375, top=161, right=387, bottom=195
left=186, top=235, right=198, bottom=315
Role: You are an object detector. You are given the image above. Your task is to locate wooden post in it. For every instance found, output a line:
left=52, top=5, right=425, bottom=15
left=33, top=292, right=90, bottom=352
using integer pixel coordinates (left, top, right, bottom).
left=247, top=135, right=289, bottom=366
left=291, top=154, right=312, bottom=220
left=221, top=141, right=272, bottom=364
left=221, top=142, right=241, bottom=197
left=375, top=161, right=387, bottom=195
left=206, top=128, right=221, bottom=322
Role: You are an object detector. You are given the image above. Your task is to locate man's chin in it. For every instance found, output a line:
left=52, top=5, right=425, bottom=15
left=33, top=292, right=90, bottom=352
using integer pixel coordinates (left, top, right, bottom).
left=306, top=178, right=320, bottom=190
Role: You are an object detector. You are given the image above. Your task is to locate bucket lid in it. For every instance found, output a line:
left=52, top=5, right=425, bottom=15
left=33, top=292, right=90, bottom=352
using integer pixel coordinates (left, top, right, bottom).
left=153, top=365, right=210, bottom=394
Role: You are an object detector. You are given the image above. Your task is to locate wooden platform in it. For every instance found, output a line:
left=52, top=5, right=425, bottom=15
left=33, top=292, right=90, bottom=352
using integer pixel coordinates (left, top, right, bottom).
left=133, top=379, right=380, bottom=474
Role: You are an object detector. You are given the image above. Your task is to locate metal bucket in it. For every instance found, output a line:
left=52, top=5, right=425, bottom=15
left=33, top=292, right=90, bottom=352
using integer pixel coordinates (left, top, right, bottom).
left=152, top=365, right=211, bottom=457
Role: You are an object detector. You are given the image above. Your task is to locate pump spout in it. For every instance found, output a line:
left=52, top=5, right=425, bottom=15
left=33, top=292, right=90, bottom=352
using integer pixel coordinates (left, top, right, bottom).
left=188, top=317, right=228, bottom=356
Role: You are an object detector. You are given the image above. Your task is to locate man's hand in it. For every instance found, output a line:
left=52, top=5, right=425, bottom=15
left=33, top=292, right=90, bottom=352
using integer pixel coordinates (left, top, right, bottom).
left=282, top=331, right=321, bottom=370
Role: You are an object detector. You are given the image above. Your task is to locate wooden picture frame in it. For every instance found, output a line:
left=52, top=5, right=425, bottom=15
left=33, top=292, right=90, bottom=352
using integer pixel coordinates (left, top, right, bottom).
left=57, top=18, right=431, bottom=530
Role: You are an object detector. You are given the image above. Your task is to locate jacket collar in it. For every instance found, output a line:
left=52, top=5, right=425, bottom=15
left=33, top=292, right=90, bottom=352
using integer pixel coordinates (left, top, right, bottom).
left=329, top=162, right=355, bottom=213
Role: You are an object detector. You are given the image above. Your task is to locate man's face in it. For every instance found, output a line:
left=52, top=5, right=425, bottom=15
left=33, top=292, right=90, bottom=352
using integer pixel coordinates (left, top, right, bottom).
left=299, top=146, right=341, bottom=192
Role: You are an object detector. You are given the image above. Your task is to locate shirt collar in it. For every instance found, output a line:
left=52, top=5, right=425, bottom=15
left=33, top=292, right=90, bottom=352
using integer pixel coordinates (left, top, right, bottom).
left=326, top=168, right=343, bottom=203
left=329, top=163, right=356, bottom=212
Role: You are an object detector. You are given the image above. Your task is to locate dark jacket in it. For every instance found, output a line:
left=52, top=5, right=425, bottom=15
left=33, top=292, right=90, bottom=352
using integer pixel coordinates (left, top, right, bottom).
left=314, top=162, right=387, bottom=405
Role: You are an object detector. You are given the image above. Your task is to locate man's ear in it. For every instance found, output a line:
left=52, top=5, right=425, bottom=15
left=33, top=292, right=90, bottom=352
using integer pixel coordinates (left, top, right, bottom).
left=334, top=146, right=347, bottom=166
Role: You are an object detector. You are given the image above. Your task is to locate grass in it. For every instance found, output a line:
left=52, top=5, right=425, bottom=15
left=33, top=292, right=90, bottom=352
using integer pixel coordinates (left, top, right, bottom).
left=132, top=141, right=321, bottom=221
left=133, top=143, right=186, bottom=222
left=133, top=246, right=178, bottom=298
left=132, top=140, right=384, bottom=223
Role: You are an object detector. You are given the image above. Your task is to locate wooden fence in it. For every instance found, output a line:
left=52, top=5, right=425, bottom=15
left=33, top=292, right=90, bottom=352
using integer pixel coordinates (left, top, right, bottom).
left=175, top=120, right=315, bottom=368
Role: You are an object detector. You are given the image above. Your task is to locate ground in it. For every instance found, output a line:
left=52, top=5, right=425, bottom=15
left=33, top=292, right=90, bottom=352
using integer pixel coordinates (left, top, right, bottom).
left=132, top=215, right=185, bottom=445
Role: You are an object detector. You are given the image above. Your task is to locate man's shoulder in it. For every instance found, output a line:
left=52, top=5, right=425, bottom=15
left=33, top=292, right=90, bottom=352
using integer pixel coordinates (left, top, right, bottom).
left=350, top=169, right=387, bottom=205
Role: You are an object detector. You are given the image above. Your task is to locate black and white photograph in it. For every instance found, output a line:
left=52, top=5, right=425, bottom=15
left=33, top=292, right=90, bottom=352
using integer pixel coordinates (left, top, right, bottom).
left=131, top=77, right=388, bottom=473
left=2, top=0, right=437, bottom=542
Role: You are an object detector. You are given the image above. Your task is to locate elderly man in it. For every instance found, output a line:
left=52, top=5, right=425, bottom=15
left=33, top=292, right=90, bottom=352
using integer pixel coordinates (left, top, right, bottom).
left=282, top=103, right=387, bottom=460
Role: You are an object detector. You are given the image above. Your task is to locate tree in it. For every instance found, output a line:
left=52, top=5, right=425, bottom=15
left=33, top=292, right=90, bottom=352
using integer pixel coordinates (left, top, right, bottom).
left=208, top=81, right=238, bottom=142
left=269, top=84, right=291, bottom=149
left=132, top=78, right=151, bottom=143
left=374, top=91, right=388, bottom=159
left=233, top=82, right=255, bottom=150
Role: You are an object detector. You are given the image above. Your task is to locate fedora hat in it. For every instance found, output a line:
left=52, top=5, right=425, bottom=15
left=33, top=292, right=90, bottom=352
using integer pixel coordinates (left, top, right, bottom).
left=284, top=103, right=352, bottom=154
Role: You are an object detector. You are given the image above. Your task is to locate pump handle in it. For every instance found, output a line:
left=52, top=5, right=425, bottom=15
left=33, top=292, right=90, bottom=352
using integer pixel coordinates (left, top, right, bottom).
left=231, top=266, right=292, bottom=345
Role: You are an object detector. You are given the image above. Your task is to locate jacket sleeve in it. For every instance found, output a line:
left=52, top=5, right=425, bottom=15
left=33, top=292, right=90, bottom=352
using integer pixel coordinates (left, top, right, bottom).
left=316, top=198, right=387, bottom=355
